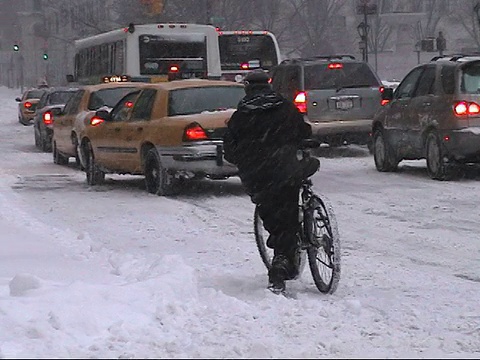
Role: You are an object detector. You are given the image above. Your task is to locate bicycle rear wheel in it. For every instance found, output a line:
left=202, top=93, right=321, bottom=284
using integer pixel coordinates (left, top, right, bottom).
left=304, top=194, right=341, bottom=294
left=254, top=205, right=307, bottom=278
left=254, top=205, right=273, bottom=270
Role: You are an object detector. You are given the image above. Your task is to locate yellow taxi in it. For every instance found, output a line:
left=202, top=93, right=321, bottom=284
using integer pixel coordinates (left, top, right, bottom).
left=51, top=81, right=142, bottom=166
left=15, top=88, right=47, bottom=125
left=79, top=79, right=245, bottom=195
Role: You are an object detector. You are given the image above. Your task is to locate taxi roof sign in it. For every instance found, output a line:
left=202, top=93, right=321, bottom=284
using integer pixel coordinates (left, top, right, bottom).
left=102, top=75, right=131, bottom=83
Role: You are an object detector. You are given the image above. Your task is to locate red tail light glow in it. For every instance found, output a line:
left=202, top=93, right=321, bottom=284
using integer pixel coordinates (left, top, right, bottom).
left=43, top=111, right=53, bottom=125
left=125, top=101, right=134, bottom=108
left=184, top=123, right=208, bottom=141
left=379, top=86, right=385, bottom=93
left=328, top=63, right=343, bottom=69
left=90, top=117, right=105, bottom=126
left=24, top=101, right=32, bottom=109
left=294, top=91, right=307, bottom=114
left=169, top=65, right=179, bottom=73
left=240, top=63, right=249, bottom=70
left=381, top=99, right=390, bottom=106
left=454, top=101, right=480, bottom=116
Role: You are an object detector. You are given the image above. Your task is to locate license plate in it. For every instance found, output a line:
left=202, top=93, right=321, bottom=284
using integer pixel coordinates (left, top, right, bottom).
left=335, top=99, right=353, bottom=110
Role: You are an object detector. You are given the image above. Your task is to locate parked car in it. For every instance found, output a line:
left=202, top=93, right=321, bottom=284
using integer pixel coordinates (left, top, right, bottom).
left=270, top=55, right=384, bottom=147
left=372, top=54, right=480, bottom=180
left=79, top=79, right=245, bottom=195
left=15, top=88, right=47, bottom=125
left=51, top=82, right=141, bottom=167
left=33, top=87, right=79, bottom=152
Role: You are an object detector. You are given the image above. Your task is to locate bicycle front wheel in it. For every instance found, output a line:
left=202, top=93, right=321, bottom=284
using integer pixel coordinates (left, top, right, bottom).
left=254, top=205, right=273, bottom=270
left=304, top=194, right=341, bottom=294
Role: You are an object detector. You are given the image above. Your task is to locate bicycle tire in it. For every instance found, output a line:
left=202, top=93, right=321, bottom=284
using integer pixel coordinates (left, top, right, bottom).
left=254, top=205, right=273, bottom=270
left=304, top=194, right=341, bottom=294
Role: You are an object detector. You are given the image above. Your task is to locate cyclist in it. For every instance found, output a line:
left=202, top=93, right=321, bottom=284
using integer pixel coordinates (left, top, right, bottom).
left=223, top=69, right=320, bottom=293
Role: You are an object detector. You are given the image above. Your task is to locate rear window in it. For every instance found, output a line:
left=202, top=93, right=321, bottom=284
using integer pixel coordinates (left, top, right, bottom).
left=169, top=86, right=244, bottom=116
left=88, top=87, right=138, bottom=110
left=25, top=90, right=45, bottom=99
left=461, top=62, right=480, bottom=94
left=304, top=63, right=380, bottom=90
left=48, top=91, right=76, bottom=105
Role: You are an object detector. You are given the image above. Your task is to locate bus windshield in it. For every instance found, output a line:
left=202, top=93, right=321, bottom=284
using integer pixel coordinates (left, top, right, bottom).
left=139, top=33, right=207, bottom=76
left=219, top=33, right=279, bottom=71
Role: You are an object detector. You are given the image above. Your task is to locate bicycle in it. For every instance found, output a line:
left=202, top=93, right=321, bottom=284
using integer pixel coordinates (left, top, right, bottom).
left=254, top=139, right=341, bottom=294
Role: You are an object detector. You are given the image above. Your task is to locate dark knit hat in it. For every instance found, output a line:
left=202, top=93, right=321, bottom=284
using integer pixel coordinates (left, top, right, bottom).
left=244, top=70, right=270, bottom=85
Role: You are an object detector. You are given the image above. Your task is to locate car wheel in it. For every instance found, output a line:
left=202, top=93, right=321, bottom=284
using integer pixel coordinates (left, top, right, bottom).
left=144, top=148, right=180, bottom=196
left=41, top=131, right=52, bottom=152
left=373, top=129, right=398, bottom=172
left=85, top=142, right=105, bottom=186
left=34, top=125, right=41, bottom=148
left=426, top=132, right=454, bottom=181
left=53, top=141, right=69, bottom=165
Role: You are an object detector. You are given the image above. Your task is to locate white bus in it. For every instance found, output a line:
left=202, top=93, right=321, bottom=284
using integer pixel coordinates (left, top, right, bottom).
left=69, top=23, right=222, bottom=85
left=217, top=30, right=282, bottom=82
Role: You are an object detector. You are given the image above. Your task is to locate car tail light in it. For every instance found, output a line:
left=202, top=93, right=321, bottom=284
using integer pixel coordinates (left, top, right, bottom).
left=454, top=101, right=480, bottom=116
left=43, top=111, right=53, bottom=125
left=294, top=91, right=307, bottom=114
left=24, top=101, right=32, bottom=109
left=328, top=63, right=343, bottom=69
left=183, top=122, right=208, bottom=141
left=240, top=62, right=249, bottom=70
left=90, top=116, right=105, bottom=126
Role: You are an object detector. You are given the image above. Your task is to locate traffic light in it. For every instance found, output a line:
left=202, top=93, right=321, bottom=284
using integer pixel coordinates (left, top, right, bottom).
left=13, top=44, right=19, bottom=51
left=43, top=53, right=48, bottom=60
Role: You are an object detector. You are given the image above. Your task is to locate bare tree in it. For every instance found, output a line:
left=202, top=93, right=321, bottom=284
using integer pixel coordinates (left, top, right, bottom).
left=284, top=0, right=348, bottom=57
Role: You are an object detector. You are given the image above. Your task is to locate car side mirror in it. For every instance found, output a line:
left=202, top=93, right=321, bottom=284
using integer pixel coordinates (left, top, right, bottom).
left=50, top=107, right=63, bottom=116
left=95, top=109, right=111, bottom=121
left=382, top=87, right=394, bottom=101
left=15, top=97, right=21, bottom=102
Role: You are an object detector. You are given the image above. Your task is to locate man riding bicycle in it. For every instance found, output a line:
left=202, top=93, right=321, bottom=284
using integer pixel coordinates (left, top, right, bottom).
left=223, top=70, right=320, bottom=293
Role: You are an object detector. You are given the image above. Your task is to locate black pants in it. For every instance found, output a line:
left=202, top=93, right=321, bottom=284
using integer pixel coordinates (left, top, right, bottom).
left=255, top=185, right=300, bottom=260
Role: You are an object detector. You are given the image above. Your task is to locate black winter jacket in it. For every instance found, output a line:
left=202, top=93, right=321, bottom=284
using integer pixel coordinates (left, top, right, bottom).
left=223, top=88, right=312, bottom=194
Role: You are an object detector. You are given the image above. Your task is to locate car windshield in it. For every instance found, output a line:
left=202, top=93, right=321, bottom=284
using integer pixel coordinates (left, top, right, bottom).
left=25, top=90, right=45, bottom=99
left=304, top=63, right=380, bottom=90
left=461, top=62, right=480, bottom=94
left=88, top=87, right=138, bottom=110
left=169, top=86, right=244, bottom=116
left=48, top=91, right=76, bottom=105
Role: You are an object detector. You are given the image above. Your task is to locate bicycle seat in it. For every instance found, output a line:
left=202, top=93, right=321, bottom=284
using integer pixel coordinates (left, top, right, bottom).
left=299, top=139, right=321, bottom=149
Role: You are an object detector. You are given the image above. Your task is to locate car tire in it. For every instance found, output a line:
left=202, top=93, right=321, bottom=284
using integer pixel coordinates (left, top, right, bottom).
left=41, top=132, right=52, bottom=152
left=144, top=148, right=180, bottom=196
left=426, top=132, right=454, bottom=181
left=53, top=141, right=69, bottom=165
left=373, top=128, right=398, bottom=172
left=85, top=142, right=105, bottom=186
left=34, top=125, right=41, bottom=148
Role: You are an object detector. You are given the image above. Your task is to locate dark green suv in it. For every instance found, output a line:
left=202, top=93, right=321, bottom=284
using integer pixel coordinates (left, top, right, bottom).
left=373, top=54, right=480, bottom=180
left=270, top=55, right=384, bottom=147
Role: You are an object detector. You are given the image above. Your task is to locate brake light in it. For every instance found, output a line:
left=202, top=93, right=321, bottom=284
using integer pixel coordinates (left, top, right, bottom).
left=183, top=123, right=208, bottom=141
left=90, top=116, right=104, bottom=126
left=169, top=65, right=179, bottom=73
left=454, top=101, right=480, bottom=116
left=294, top=91, right=307, bottom=114
left=43, top=111, right=53, bottom=125
left=240, top=63, right=249, bottom=70
left=125, top=101, right=134, bottom=108
left=379, top=86, right=385, bottom=93
left=381, top=99, right=390, bottom=106
left=24, top=101, right=32, bottom=109
left=328, top=63, right=343, bottom=69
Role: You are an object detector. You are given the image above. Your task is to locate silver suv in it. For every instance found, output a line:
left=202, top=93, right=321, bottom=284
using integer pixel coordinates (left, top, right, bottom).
left=373, top=54, right=480, bottom=180
left=270, top=55, right=383, bottom=148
